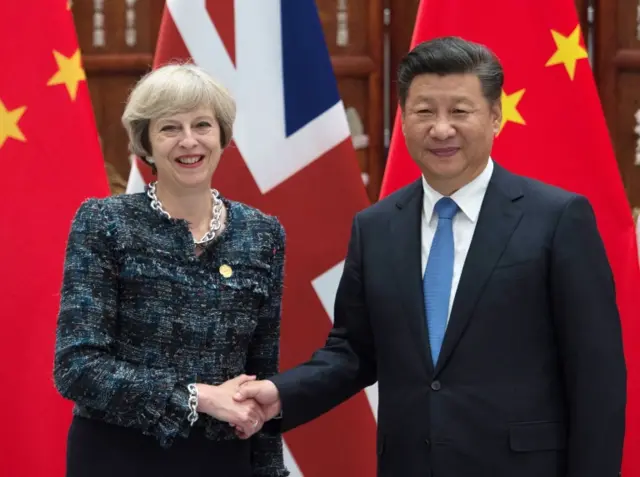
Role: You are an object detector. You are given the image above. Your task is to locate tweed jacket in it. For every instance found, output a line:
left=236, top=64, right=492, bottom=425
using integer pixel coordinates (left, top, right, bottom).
left=53, top=191, right=288, bottom=477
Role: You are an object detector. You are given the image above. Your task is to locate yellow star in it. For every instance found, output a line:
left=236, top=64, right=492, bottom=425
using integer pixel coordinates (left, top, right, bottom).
left=545, top=25, right=588, bottom=80
left=0, top=99, right=27, bottom=149
left=47, top=49, right=86, bottom=101
left=498, top=88, right=526, bottom=135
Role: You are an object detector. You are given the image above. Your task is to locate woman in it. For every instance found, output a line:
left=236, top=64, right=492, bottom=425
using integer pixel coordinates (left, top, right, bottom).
left=53, top=64, right=288, bottom=477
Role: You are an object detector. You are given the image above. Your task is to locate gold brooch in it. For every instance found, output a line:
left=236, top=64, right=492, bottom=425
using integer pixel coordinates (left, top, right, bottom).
left=219, top=264, right=233, bottom=278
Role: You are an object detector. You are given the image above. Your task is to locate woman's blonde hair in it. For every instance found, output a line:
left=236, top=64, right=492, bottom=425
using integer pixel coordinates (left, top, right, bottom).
left=121, top=63, right=236, bottom=161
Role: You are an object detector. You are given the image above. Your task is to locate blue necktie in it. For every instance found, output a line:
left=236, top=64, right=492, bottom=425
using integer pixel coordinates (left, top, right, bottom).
left=423, top=197, right=459, bottom=365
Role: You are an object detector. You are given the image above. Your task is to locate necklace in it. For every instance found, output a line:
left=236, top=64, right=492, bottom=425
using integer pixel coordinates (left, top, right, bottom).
left=147, top=181, right=223, bottom=245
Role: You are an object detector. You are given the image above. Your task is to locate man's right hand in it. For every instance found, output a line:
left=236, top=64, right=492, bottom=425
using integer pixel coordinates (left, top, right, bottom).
left=196, top=375, right=265, bottom=436
left=233, top=380, right=282, bottom=438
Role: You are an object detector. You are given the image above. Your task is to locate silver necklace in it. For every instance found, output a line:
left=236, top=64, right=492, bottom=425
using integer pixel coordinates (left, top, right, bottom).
left=147, top=181, right=223, bottom=245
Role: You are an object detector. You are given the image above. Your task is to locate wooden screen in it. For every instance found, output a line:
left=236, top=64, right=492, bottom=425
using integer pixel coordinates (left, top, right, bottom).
left=593, top=0, right=640, bottom=217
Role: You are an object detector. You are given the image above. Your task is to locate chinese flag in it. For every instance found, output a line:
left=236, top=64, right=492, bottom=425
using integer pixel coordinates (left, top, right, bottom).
left=0, top=2, right=110, bottom=476
left=380, top=0, right=640, bottom=474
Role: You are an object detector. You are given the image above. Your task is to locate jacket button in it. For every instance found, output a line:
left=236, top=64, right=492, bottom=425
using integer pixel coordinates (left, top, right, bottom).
left=431, top=381, right=441, bottom=391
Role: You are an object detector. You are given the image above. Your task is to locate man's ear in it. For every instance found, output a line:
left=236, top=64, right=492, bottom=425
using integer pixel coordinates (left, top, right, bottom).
left=491, top=100, right=502, bottom=136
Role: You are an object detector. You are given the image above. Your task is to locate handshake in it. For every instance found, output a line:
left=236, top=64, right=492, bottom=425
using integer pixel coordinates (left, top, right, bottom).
left=194, top=375, right=281, bottom=438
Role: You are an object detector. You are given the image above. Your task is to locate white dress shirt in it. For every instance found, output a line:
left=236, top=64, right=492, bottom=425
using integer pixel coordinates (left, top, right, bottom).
left=421, top=159, right=494, bottom=323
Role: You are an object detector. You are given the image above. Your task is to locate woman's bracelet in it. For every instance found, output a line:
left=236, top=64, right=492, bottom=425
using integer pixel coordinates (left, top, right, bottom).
left=187, top=383, right=199, bottom=426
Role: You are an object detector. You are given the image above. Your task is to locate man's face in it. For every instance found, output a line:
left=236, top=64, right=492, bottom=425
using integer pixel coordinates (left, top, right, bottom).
left=401, top=73, right=501, bottom=194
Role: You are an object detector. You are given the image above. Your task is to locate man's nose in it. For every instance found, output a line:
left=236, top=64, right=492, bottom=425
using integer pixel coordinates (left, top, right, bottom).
left=430, top=118, right=455, bottom=140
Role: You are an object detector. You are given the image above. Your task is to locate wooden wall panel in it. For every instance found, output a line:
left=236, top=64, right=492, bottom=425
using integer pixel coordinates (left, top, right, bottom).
left=87, top=76, right=139, bottom=184
left=574, top=0, right=590, bottom=44
left=73, top=1, right=162, bottom=54
left=617, top=73, right=640, bottom=207
left=385, top=0, right=420, bottom=133
left=72, top=0, right=163, bottom=193
left=317, top=0, right=385, bottom=201
left=320, top=0, right=372, bottom=56
left=594, top=0, right=640, bottom=213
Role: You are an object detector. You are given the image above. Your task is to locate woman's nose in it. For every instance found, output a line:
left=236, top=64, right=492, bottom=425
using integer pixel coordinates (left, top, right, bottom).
left=179, top=128, right=198, bottom=147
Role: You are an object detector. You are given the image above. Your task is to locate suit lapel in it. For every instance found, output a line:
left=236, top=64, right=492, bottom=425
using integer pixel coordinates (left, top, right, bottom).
left=389, top=181, right=434, bottom=375
left=434, top=165, right=524, bottom=375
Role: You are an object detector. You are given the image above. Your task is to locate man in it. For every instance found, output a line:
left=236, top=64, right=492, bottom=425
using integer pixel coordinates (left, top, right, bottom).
left=235, top=37, right=626, bottom=476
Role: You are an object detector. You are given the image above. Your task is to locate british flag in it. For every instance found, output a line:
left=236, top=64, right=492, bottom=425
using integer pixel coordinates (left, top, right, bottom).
left=127, top=1, right=378, bottom=475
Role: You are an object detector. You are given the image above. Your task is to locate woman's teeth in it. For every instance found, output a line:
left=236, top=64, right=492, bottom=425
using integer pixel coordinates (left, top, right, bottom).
left=177, top=156, right=202, bottom=164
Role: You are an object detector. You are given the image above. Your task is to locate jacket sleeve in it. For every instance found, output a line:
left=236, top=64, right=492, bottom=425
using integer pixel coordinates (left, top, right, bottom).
left=53, top=199, right=192, bottom=448
left=550, top=195, right=626, bottom=477
left=245, top=219, right=289, bottom=477
left=269, top=214, right=377, bottom=432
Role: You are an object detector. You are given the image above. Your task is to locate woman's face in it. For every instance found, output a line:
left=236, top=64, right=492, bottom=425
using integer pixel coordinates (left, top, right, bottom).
left=148, top=107, right=222, bottom=190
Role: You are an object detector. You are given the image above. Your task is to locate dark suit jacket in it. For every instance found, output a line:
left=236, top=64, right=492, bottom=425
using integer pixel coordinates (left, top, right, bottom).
left=270, top=163, right=626, bottom=477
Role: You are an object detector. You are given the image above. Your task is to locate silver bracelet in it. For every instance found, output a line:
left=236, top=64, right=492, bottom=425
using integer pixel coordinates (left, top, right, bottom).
left=187, top=383, right=199, bottom=426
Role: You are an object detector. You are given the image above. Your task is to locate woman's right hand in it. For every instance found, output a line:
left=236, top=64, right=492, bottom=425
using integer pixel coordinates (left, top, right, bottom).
left=196, top=375, right=265, bottom=435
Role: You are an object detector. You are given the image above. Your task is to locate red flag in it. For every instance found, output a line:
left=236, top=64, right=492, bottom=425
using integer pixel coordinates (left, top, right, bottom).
left=0, top=2, right=110, bottom=476
left=380, top=0, right=640, bottom=474
left=127, top=2, right=376, bottom=475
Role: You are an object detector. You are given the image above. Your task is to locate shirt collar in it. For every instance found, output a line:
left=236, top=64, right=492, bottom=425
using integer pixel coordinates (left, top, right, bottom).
left=422, top=158, right=494, bottom=223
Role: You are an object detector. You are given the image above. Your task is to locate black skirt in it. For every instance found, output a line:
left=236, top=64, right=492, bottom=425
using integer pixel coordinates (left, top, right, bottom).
left=65, top=416, right=252, bottom=477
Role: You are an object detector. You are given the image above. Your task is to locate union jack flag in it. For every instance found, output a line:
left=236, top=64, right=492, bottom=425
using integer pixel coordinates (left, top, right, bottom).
left=127, top=1, right=378, bottom=474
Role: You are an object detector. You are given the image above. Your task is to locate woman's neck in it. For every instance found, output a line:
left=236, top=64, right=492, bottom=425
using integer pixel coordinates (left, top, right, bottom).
left=155, top=182, right=212, bottom=230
